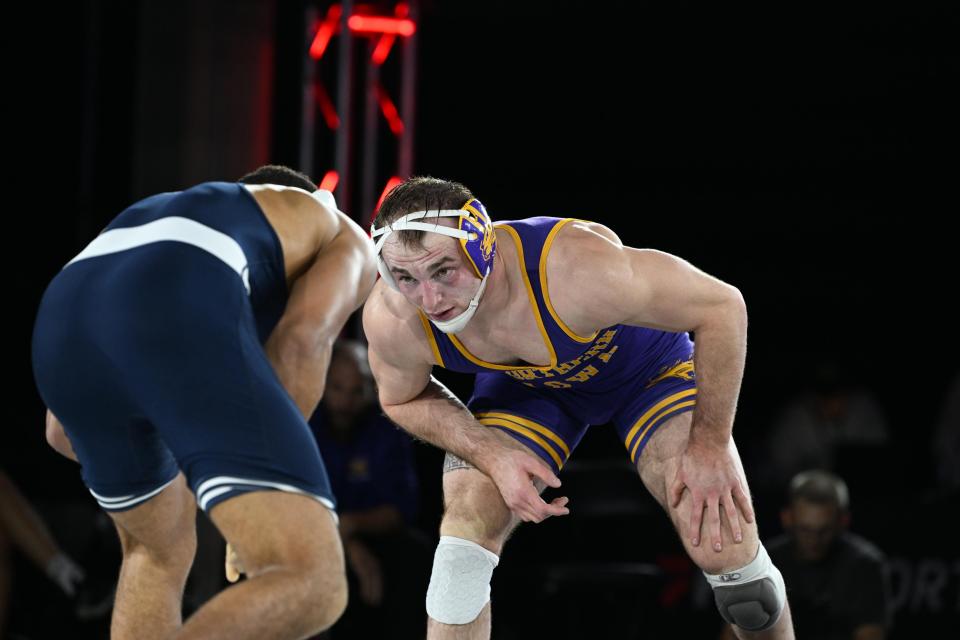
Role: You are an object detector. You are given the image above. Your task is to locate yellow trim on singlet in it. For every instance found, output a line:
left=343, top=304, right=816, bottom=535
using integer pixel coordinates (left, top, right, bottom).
left=623, top=388, right=698, bottom=450
left=474, top=412, right=571, bottom=458
left=539, top=218, right=600, bottom=343
left=445, top=223, right=558, bottom=371
left=416, top=311, right=445, bottom=367
left=646, top=359, right=695, bottom=388
left=477, top=417, right=564, bottom=469
left=629, top=400, right=697, bottom=461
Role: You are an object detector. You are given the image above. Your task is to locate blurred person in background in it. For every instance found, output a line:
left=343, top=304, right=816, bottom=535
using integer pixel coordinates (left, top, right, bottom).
left=34, top=165, right=376, bottom=640
left=761, top=359, right=890, bottom=495
left=0, top=468, right=86, bottom=634
left=723, top=469, right=889, bottom=640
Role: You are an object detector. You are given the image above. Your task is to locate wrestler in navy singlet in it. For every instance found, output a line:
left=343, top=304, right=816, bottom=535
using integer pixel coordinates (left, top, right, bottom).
left=31, top=182, right=335, bottom=513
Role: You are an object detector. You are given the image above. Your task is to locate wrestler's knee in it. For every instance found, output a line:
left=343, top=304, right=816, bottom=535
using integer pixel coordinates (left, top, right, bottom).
left=427, top=468, right=514, bottom=625
left=685, top=525, right=759, bottom=576
left=110, top=475, right=197, bottom=572
left=702, top=543, right=787, bottom=633
left=440, top=467, right=514, bottom=551
left=426, top=535, right=499, bottom=625
left=212, top=491, right=348, bottom=632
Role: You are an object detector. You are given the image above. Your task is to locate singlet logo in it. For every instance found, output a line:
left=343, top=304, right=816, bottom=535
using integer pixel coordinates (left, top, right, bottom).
left=719, top=572, right=742, bottom=582
left=646, top=359, right=695, bottom=388
left=503, top=329, right=619, bottom=388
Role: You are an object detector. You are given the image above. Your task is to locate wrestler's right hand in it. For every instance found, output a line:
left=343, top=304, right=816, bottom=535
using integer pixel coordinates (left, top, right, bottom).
left=479, top=429, right=570, bottom=523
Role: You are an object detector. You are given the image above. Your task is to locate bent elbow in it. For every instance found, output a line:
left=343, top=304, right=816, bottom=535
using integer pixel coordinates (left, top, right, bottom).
left=729, top=285, right=747, bottom=315
left=727, top=286, right=748, bottom=332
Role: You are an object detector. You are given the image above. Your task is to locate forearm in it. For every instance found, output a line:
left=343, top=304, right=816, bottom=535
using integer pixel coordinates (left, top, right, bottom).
left=263, top=335, right=333, bottom=419
left=381, top=376, right=498, bottom=471
left=689, top=293, right=748, bottom=445
left=264, top=224, right=375, bottom=418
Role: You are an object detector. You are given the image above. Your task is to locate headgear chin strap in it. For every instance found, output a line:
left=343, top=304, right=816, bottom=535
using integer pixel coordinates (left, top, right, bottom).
left=430, top=274, right=488, bottom=334
left=371, top=199, right=496, bottom=334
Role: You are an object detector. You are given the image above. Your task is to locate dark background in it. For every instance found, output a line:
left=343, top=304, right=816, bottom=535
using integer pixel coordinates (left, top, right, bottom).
left=6, top=0, right=958, bottom=637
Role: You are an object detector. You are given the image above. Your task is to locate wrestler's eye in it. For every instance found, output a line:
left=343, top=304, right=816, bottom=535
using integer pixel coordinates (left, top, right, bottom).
left=433, top=268, right=452, bottom=280
left=397, top=275, right=417, bottom=285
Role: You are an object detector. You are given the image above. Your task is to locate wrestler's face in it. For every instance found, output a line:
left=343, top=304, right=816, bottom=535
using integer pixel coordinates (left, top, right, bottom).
left=380, top=221, right=482, bottom=322
left=782, top=498, right=845, bottom=563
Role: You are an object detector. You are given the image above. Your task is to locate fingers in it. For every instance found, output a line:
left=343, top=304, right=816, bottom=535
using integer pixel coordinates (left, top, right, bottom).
left=503, top=458, right=562, bottom=521
left=520, top=488, right=566, bottom=522
left=669, top=475, right=685, bottom=509
left=529, top=461, right=562, bottom=489
left=688, top=495, right=704, bottom=547
left=733, top=484, right=755, bottom=524
left=502, top=483, right=537, bottom=523
left=507, top=480, right=569, bottom=523
left=708, top=496, right=722, bottom=552
left=723, top=492, right=743, bottom=544
left=688, top=494, right=750, bottom=552
left=541, top=495, right=570, bottom=518
left=686, top=491, right=755, bottom=552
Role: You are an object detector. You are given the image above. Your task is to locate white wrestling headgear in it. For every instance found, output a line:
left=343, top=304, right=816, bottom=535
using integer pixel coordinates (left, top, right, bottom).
left=371, top=199, right=496, bottom=334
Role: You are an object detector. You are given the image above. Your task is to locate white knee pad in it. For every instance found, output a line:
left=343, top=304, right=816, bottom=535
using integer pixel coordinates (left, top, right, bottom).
left=704, top=543, right=786, bottom=632
left=426, top=536, right=500, bottom=625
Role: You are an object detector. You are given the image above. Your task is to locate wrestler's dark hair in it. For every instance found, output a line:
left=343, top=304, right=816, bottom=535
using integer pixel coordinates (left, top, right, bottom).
left=373, top=176, right=475, bottom=249
left=788, top=469, right=850, bottom=511
left=239, top=165, right=317, bottom=192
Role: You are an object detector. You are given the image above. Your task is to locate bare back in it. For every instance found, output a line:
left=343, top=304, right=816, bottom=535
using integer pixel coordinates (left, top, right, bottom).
left=243, top=183, right=377, bottom=417
left=244, top=184, right=337, bottom=286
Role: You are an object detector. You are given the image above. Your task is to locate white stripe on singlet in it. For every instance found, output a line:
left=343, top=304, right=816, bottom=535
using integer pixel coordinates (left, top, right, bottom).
left=66, top=216, right=251, bottom=294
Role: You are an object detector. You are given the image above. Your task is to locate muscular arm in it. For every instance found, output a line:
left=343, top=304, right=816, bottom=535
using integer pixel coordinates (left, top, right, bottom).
left=362, top=290, right=495, bottom=465
left=551, top=222, right=747, bottom=446
left=549, top=222, right=753, bottom=544
left=264, top=209, right=377, bottom=418
left=363, top=287, right=566, bottom=522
